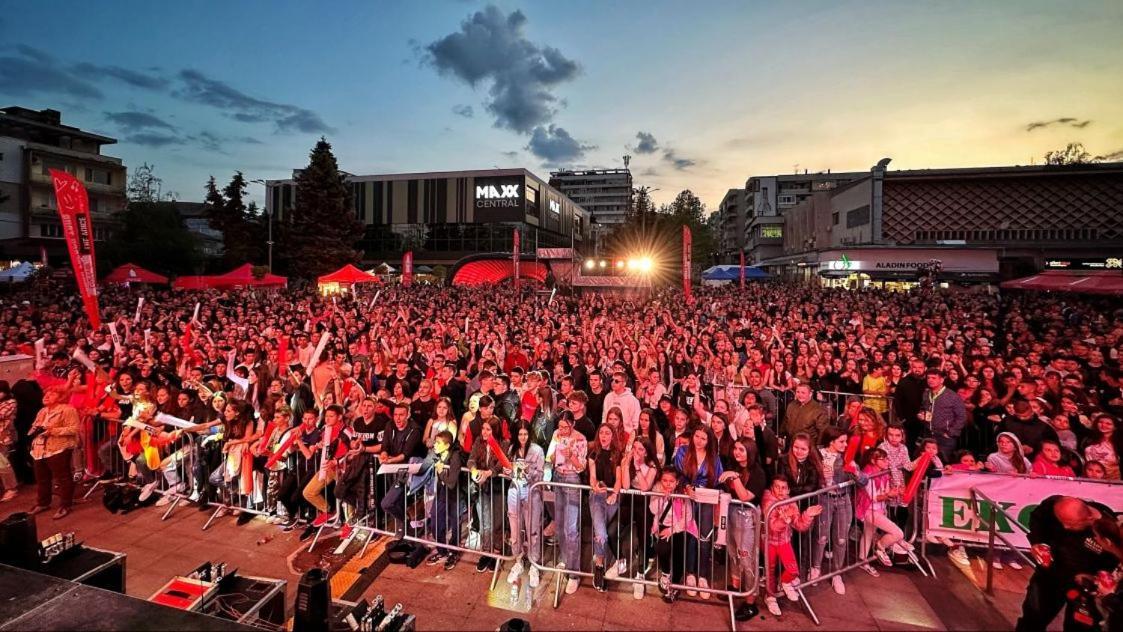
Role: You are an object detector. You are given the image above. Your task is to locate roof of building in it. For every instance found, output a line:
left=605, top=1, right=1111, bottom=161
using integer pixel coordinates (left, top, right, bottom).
left=0, top=106, right=116, bottom=145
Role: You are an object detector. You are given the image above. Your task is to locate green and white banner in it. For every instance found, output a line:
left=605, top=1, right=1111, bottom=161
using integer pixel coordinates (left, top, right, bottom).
left=926, top=471, right=1123, bottom=548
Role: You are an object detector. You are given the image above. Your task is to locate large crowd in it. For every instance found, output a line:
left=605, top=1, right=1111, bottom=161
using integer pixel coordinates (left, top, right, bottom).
left=1, top=277, right=1122, bottom=622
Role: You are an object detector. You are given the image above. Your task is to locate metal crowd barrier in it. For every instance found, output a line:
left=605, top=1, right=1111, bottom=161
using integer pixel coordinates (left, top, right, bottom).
left=527, top=479, right=761, bottom=632
left=761, top=470, right=927, bottom=626
left=969, top=486, right=1038, bottom=595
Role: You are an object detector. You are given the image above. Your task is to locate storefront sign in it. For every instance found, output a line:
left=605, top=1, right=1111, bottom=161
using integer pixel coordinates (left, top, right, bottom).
left=926, top=471, right=1123, bottom=547
left=474, top=178, right=522, bottom=210
left=1045, top=257, right=1123, bottom=270
left=819, top=248, right=998, bottom=275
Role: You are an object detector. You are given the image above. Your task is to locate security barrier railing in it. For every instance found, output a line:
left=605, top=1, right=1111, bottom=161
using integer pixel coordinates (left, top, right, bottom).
left=969, top=486, right=1038, bottom=596
left=527, top=479, right=761, bottom=632
left=761, top=470, right=926, bottom=626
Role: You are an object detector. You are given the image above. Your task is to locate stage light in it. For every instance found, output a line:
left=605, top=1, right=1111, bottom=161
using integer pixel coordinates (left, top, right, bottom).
left=598, top=260, right=607, bottom=268
left=615, top=260, right=625, bottom=270
left=637, top=257, right=654, bottom=273
left=626, top=259, right=638, bottom=270
left=584, top=260, right=595, bottom=270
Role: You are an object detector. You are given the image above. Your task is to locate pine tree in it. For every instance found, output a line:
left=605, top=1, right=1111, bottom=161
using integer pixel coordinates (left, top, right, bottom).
left=204, top=176, right=226, bottom=232
left=282, top=137, right=363, bottom=278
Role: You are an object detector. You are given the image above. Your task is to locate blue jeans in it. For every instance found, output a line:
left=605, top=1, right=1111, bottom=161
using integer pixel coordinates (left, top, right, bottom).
left=553, top=473, right=582, bottom=571
left=687, top=502, right=714, bottom=576
left=432, top=487, right=461, bottom=555
left=812, top=494, right=853, bottom=573
left=590, top=490, right=619, bottom=562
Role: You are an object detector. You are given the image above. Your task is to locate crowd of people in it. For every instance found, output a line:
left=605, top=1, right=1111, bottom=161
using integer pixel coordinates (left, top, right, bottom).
left=0, top=277, right=1121, bottom=622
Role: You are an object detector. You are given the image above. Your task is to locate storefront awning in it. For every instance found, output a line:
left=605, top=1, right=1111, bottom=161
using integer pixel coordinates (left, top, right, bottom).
left=1000, top=270, right=1123, bottom=295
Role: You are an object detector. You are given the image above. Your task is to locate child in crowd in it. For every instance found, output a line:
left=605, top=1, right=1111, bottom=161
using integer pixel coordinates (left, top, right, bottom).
left=1085, top=460, right=1108, bottom=479
left=1031, top=439, right=1075, bottom=477
left=650, top=467, right=698, bottom=603
left=761, top=474, right=821, bottom=617
left=855, top=448, right=914, bottom=577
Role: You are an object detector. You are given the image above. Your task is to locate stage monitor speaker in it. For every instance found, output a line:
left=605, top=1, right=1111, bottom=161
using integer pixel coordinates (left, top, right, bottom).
left=293, top=568, right=329, bottom=632
left=0, top=511, right=40, bottom=568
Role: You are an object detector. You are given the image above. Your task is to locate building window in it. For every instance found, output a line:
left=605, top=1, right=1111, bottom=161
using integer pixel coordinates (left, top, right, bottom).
left=832, top=212, right=840, bottom=225
left=761, top=225, right=783, bottom=239
left=85, top=168, right=111, bottom=185
left=778, top=194, right=796, bottom=206
left=39, top=223, right=63, bottom=238
left=845, top=205, right=871, bottom=228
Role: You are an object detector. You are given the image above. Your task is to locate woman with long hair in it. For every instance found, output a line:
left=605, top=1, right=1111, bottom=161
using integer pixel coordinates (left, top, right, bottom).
left=844, top=407, right=885, bottom=467
left=637, top=408, right=666, bottom=466
left=673, top=425, right=724, bottom=598
left=504, top=421, right=545, bottom=588
left=987, top=432, right=1029, bottom=474
left=530, top=385, right=556, bottom=451
left=1083, top=414, right=1122, bottom=480
left=423, top=397, right=458, bottom=449
left=619, top=436, right=659, bottom=597
left=718, top=438, right=766, bottom=619
left=589, top=424, right=623, bottom=591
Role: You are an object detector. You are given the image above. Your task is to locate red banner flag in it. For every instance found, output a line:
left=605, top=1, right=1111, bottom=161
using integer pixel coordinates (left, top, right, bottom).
left=682, top=225, right=692, bottom=303
left=513, top=228, right=521, bottom=290
left=49, top=170, right=100, bottom=329
left=277, top=335, right=289, bottom=369
left=402, top=251, right=413, bottom=286
left=739, top=250, right=746, bottom=290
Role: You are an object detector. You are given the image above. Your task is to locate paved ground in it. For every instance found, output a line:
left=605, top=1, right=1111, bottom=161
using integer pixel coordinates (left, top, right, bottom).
left=2, top=486, right=1043, bottom=631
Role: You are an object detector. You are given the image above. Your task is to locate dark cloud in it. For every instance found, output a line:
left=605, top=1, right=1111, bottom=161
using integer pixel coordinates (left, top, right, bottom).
left=452, top=104, right=474, bottom=118
left=104, top=111, right=176, bottom=133
left=424, top=5, right=579, bottom=133
left=0, top=46, right=102, bottom=99
left=662, top=148, right=696, bottom=170
left=526, top=125, right=593, bottom=164
left=192, top=131, right=225, bottom=152
left=501, top=150, right=519, bottom=159
left=633, top=131, right=658, bottom=154
left=1095, top=148, right=1123, bottom=162
left=74, top=63, right=170, bottom=90
left=125, top=133, right=185, bottom=148
left=1025, top=117, right=1092, bottom=132
left=176, top=69, right=333, bottom=134
left=238, top=136, right=264, bottom=145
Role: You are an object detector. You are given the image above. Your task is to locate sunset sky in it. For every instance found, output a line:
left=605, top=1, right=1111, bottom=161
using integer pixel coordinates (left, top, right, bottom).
left=2, top=0, right=1121, bottom=210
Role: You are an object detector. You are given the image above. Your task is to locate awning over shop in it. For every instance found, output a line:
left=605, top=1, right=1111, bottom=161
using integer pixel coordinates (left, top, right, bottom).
left=1000, top=270, right=1123, bottom=295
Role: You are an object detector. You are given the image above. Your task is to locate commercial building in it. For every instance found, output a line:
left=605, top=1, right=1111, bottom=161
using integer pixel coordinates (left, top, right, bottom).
left=717, top=189, right=745, bottom=263
left=548, top=168, right=632, bottom=225
left=0, top=106, right=126, bottom=263
left=265, top=168, right=590, bottom=265
left=761, top=159, right=1123, bottom=287
left=171, top=201, right=224, bottom=260
left=742, top=170, right=866, bottom=265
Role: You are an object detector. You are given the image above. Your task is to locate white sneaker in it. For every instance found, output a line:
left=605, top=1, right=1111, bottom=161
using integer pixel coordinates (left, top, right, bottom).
left=605, top=559, right=626, bottom=580
left=529, top=566, right=540, bottom=588
left=874, top=547, right=893, bottom=567
left=832, top=575, right=846, bottom=595
left=188, top=491, right=200, bottom=503
left=697, top=577, right=710, bottom=600
left=991, top=560, right=1003, bottom=570
left=1008, top=560, right=1023, bottom=571
left=948, top=546, right=970, bottom=566
left=808, top=567, right=821, bottom=582
left=860, top=564, right=880, bottom=578
left=409, top=519, right=425, bottom=530
left=138, top=480, right=159, bottom=502
left=633, top=573, right=644, bottom=600
left=565, top=577, right=580, bottom=594
left=764, top=596, right=782, bottom=617
left=154, top=494, right=173, bottom=507
left=685, top=574, right=698, bottom=597
left=507, top=560, right=524, bottom=584
left=781, top=581, right=800, bottom=602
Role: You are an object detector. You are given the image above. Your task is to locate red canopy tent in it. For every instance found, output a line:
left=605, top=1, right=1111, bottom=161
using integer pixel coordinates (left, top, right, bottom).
left=173, top=264, right=287, bottom=290
left=103, top=263, right=169, bottom=285
left=1000, top=270, right=1123, bottom=295
left=317, top=264, right=382, bottom=286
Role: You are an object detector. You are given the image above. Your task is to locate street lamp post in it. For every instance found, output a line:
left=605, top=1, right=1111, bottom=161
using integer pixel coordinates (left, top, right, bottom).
left=249, top=179, right=274, bottom=272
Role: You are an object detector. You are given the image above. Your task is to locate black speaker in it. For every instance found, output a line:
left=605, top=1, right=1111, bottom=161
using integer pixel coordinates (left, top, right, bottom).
left=293, top=568, right=330, bottom=632
left=0, top=511, right=40, bottom=568
left=499, top=618, right=530, bottom=632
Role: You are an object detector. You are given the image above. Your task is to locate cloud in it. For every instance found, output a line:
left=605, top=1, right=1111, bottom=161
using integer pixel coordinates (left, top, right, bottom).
left=424, top=5, right=579, bottom=133
left=74, top=63, right=169, bottom=90
left=452, top=104, right=474, bottom=118
left=633, top=131, right=658, bottom=154
left=1095, top=148, right=1123, bottom=162
left=125, top=133, right=185, bottom=148
left=104, top=111, right=176, bottom=133
left=1025, top=117, right=1092, bottom=132
left=662, top=148, right=696, bottom=170
left=526, top=125, right=594, bottom=164
left=0, top=46, right=102, bottom=99
left=501, top=150, right=519, bottom=160
left=176, top=69, right=333, bottom=134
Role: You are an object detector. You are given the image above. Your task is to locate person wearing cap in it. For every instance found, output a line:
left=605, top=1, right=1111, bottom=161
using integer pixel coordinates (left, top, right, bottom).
left=919, top=368, right=967, bottom=463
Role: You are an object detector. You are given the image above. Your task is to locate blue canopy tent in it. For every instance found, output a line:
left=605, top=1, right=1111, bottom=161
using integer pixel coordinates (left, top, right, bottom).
left=701, top=264, right=772, bottom=285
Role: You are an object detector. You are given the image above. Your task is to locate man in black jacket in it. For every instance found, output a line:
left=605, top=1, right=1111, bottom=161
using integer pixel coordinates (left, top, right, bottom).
left=1017, top=495, right=1117, bottom=632
left=894, top=358, right=927, bottom=447
left=424, top=430, right=463, bottom=570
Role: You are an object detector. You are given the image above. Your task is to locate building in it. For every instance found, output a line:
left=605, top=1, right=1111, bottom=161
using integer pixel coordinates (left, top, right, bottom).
left=265, top=168, right=590, bottom=265
left=742, top=170, right=866, bottom=265
left=764, top=159, right=1123, bottom=286
left=171, top=201, right=224, bottom=260
left=548, top=168, right=632, bottom=226
left=0, top=106, right=126, bottom=263
left=717, top=189, right=745, bottom=263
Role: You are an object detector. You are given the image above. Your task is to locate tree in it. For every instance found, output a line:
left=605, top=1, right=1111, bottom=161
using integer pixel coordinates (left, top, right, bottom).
left=278, top=137, right=363, bottom=278
left=1044, top=143, right=1091, bottom=165
left=127, top=163, right=176, bottom=203
left=100, top=202, right=201, bottom=275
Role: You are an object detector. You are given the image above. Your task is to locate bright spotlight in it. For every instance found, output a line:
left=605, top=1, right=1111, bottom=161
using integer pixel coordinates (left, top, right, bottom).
left=615, top=260, right=625, bottom=270
left=626, top=259, right=638, bottom=270
left=584, top=260, right=595, bottom=270
left=598, top=260, right=607, bottom=268
left=638, top=257, right=654, bottom=273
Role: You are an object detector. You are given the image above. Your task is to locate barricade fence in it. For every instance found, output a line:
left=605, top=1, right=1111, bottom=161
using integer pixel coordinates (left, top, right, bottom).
left=527, top=479, right=760, bottom=629
left=761, top=470, right=926, bottom=626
